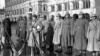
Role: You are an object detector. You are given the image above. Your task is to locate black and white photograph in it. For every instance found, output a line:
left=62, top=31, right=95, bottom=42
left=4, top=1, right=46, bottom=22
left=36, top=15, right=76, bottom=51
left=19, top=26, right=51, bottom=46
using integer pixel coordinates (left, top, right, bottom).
left=0, top=0, right=100, bottom=56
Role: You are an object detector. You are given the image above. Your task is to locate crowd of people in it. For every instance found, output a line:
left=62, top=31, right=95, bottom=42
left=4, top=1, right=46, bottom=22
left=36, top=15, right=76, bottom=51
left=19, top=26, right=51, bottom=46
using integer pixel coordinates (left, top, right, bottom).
left=1, top=11, right=100, bottom=56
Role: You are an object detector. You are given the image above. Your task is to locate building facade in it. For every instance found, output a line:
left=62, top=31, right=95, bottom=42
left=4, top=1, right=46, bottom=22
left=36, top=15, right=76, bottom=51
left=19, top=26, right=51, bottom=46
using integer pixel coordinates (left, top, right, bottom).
left=30, top=0, right=49, bottom=18
left=47, top=0, right=96, bottom=17
left=0, top=9, right=5, bottom=21
left=5, top=0, right=31, bottom=21
left=5, top=0, right=48, bottom=21
left=5, top=0, right=100, bottom=21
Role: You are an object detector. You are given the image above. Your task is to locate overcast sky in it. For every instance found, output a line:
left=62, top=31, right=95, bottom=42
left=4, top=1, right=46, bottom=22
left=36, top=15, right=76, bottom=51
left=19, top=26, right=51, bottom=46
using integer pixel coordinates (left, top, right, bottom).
left=0, top=0, right=5, bottom=9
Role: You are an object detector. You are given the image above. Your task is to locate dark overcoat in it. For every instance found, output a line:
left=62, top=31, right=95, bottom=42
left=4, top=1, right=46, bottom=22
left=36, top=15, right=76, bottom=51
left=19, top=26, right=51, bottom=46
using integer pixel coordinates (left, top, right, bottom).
left=61, top=18, right=70, bottom=51
left=73, top=18, right=88, bottom=50
left=45, top=21, right=54, bottom=46
left=2, top=18, right=12, bottom=50
left=3, top=18, right=11, bottom=38
left=19, top=19, right=27, bottom=40
left=70, top=18, right=76, bottom=46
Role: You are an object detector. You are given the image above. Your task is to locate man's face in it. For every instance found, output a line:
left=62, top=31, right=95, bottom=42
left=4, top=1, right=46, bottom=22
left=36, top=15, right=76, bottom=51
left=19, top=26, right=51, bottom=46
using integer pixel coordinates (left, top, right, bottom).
left=91, top=17, right=95, bottom=20
left=65, top=15, right=69, bottom=18
left=79, top=15, right=83, bottom=18
left=32, top=17, right=36, bottom=21
left=56, top=16, right=60, bottom=19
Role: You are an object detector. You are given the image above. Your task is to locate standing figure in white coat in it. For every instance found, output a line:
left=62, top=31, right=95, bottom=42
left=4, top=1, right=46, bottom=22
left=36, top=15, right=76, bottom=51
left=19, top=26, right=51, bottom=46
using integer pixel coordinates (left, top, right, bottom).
left=87, top=14, right=100, bottom=56
left=53, top=13, right=62, bottom=54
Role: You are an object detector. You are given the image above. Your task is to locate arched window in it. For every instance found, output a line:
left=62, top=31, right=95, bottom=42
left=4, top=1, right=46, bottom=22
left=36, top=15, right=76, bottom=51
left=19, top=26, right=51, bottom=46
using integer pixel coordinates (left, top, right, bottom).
left=29, top=8, right=32, bottom=12
left=57, top=4, right=62, bottom=11
left=43, top=4, right=47, bottom=12
left=73, top=1, right=79, bottom=10
left=51, top=5, right=55, bottom=12
left=65, top=2, right=70, bottom=11
left=83, top=0, right=90, bottom=9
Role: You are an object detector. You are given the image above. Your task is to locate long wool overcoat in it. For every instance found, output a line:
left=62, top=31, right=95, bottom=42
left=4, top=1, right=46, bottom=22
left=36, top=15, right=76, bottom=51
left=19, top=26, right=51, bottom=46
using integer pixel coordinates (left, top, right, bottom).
left=73, top=18, right=88, bottom=50
left=87, top=19, right=100, bottom=51
left=45, top=21, right=55, bottom=46
left=61, top=18, right=70, bottom=51
left=70, top=18, right=76, bottom=46
left=53, top=19, right=62, bottom=45
left=19, top=19, right=27, bottom=40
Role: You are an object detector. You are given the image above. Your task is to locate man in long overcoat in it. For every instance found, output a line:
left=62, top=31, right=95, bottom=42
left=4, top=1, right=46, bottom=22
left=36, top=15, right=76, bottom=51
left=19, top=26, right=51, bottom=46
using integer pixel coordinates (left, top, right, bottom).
left=16, top=16, right=27, bottom=56
left=45, top=15, right=55, bottom=52
left=61, top=12, right=71, bottom=53
left=41, top=16, right=48, bottom=48
left=2, top=18, right=12, bottom=56
left=70, top=14, right=78, bottom=46
left=18, top=16, right=27, bottom=41
left=73, top=12, right=88, bottom=56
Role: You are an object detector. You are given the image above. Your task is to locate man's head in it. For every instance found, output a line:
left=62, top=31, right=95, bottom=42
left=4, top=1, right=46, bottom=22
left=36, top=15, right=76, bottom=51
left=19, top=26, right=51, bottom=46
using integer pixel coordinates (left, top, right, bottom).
left=64, top=12, right=70, bottom=18
left=50, top=15, right=54, bottom=21
left=32, top=14, right=37, bottom=21
left=91, top=14, right=97, bottom=20
left=43, top=15, right=47, bottom=20
left=56, top=13, right=61, bottom=19
left=79, top=12, right=84, bottom=19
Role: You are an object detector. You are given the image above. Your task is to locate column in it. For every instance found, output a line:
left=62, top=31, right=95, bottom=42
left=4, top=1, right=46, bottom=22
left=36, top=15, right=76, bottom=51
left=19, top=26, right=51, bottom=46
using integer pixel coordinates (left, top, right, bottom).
left=48, top=5, right=51, bottom=12
left=55, top=4, right=58, bottom=12
left=70, top=1, right=73, bottom=10
left=90, top=0, right=96, bottom=14
left=90, top=0, right=95, bottom=8
left=62, top=3, right=65, bottom=11
left=79, top=0, right=83, bottom=9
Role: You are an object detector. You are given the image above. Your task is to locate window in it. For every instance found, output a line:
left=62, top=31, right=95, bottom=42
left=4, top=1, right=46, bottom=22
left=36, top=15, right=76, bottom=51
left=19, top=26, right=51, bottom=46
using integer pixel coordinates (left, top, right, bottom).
left=43, top=6, right=46, bottom=11
left=15, top=10, right=17, bottom=15
left=8, top=11, right=10, bottom=15
left=22, top=8, right=24, bottom=14
left=57, top=4, right=62, bottom=11
left=65, top=2, right=70, bottom=11
left=14, top=10, right=15, bottom=15
left=43, top=4, right=47, bottom=12
left=73, top=1, right=79, bottom=10
left=51, top=5, right=55, bottom=12
left=16, top=9, right=18, bottom=14
left=83, top=0, right=90, bottom=9
left=13, top=10, right=14, bottom=15
left=20, top=9, right=22, bottom=14
left=86, top=1, right=90, bottom=8
left=12, top=10, right=14, bottom=15
left=14, top=10, right=16, bottom=15
left=18, top=9, right=20, bottom=14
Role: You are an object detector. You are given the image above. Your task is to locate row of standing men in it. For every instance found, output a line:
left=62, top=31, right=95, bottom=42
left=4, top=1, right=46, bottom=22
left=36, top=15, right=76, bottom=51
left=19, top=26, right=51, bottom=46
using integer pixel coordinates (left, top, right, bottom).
left=15, top=12, right=100, bottom=56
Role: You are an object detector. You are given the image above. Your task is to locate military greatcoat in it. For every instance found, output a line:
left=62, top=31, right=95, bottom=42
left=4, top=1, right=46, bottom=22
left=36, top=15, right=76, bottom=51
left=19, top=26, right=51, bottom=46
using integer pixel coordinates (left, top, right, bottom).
left=73, top=18, right=88, bottom=50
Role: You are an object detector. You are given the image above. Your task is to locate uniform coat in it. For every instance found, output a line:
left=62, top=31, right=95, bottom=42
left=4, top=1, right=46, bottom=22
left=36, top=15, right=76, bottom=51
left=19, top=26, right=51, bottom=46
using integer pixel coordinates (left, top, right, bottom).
left=87, top=19, right=100, bottom=51
left=28, top=21, right=39, bottom=47
left=70, top=18, right=76, bottom=35
left=73, top=18, right=88, bottom=50
left=45, top=21, right=55, bottom=46
left=53, top=19, right=62, bottom=45
left=2, top=18, right=11, bottom=48
left=19, top=19, right=27, bottom=40
left=70, top=18, right=76, bottom=46
left=35, top=20, right=44, bottom=46
left=42, top=20, right=49, bottom=43
left=61, top=18, right=70, bottom=51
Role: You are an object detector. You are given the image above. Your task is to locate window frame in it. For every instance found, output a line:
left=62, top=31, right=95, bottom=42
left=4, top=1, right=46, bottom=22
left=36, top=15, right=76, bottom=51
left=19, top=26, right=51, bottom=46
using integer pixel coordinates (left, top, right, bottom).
left=65, top=2, right=70, bottom=11
left=83, top=0, right=90, bottom=9
left=57, top=4, right=62, bottom=11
